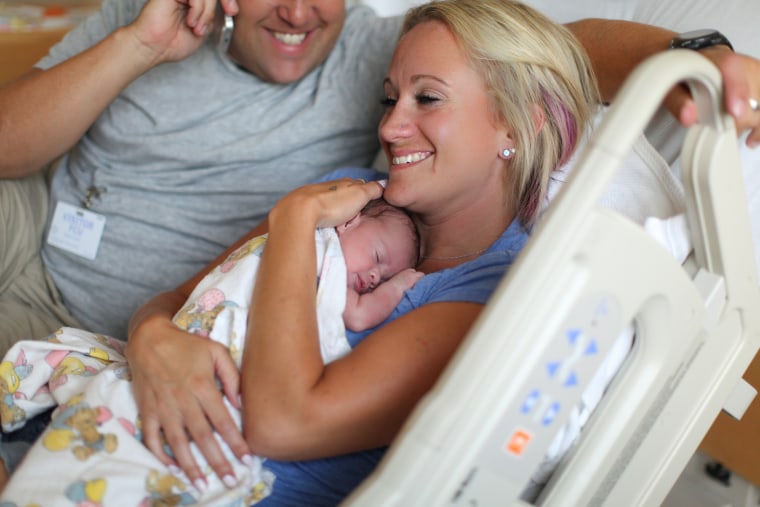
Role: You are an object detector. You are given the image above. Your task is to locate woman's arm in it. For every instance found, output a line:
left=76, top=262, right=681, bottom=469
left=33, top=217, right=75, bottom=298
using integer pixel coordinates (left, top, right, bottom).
left=240, top=179, right=479, bottom=459
left=244, top=299, right=484, bottom=459
left=125, top=217, right=269, bottom=487
left=126, top=173, right=384, bottom=486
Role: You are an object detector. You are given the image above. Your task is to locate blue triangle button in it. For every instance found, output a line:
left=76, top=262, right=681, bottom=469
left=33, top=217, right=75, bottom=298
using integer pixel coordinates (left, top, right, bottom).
left=567, top=328, right=582, bottom=346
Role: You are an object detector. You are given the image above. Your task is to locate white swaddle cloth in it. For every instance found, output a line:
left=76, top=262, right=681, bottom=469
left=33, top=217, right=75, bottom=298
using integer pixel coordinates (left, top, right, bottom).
left=175, top=227, right=352, bottom=366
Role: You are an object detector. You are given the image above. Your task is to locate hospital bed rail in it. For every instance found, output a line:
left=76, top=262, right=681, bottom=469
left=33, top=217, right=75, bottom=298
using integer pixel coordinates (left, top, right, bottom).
left=344, top=50, right=760, bottom=506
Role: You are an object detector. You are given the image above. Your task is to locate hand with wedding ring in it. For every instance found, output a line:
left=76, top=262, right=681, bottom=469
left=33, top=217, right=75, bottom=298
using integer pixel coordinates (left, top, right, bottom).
left=665, top=46, right=760, bottom=147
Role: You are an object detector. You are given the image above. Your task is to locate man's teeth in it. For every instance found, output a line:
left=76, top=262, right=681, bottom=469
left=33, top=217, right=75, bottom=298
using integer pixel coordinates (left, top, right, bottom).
left=274, top=32, right=307, bottom=45
left=393, top=153, right=428, bottom=165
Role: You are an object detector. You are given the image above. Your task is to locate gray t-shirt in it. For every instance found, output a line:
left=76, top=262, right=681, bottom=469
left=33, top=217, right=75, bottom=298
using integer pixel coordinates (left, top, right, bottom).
left=37, top=0, right=401, bottom=338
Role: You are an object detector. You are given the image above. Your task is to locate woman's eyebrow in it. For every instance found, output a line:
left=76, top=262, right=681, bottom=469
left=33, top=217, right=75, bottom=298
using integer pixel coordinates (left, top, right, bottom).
left=383, top=75, right=451, bottom=88
left=410, top=74, right=450, bottom=87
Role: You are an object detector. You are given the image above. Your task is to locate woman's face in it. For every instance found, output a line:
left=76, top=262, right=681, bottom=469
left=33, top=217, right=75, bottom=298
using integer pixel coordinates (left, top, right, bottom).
left=229, top=0, right=346, bottom=84
left=378, top=20, right=510, bottom=216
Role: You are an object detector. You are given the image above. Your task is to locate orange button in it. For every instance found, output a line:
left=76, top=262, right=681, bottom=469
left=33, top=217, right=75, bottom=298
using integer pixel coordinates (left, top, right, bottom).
left=505, top=429, right=532, bottom=456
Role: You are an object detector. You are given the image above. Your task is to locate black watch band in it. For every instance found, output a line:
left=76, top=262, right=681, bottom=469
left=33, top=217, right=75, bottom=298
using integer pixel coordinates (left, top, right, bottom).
left=669, top=29, right=733, bottom=51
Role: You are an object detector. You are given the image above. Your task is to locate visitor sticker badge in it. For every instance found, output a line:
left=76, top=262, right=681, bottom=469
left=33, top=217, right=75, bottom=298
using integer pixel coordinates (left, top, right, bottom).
left=47, top=202, right=106, bottom=260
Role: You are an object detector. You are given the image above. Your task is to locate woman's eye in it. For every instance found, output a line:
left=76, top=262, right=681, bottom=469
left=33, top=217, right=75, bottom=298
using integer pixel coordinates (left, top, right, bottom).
left=380, top=97, right=397, bottom=107
left=416, top=94, right=440, bottom=105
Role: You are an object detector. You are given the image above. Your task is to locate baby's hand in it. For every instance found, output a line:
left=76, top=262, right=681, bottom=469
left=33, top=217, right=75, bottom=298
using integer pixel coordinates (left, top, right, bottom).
left=387, top=268, right=425, bottom=292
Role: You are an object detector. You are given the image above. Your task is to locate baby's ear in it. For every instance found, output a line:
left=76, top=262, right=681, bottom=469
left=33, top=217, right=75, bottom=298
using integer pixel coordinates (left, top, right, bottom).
left=336, top=213, right=362, bottom=235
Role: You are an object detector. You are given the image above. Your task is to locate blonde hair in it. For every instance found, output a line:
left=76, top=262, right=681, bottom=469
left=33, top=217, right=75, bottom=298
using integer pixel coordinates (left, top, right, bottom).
left=401, top=0, right=600, bottom=225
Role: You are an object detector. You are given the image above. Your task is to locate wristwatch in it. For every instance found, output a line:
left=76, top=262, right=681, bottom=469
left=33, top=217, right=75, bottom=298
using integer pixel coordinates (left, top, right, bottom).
left=669, top=29, right=733, bottom=51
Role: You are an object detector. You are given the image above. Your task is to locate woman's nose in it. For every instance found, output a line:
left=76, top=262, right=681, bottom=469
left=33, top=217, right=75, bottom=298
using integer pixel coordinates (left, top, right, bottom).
left=379, top=105, right=413, bottom=143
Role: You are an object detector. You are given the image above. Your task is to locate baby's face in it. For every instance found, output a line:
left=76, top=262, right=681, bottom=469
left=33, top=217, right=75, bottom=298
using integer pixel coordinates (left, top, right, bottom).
left=340, top=216, right=416, bottom=294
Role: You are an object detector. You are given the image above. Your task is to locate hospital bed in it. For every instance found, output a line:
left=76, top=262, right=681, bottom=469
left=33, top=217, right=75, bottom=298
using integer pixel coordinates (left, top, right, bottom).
left=345, top=50, right=760, bottom=506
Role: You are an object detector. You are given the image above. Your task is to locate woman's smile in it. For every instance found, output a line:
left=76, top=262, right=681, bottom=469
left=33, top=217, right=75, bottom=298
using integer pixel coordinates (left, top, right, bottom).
left=391, top=151, right=432, bottom=167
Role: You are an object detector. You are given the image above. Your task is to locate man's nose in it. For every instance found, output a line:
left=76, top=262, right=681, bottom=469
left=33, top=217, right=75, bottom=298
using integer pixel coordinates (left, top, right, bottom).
left=278, top=0, right=311, bottom=27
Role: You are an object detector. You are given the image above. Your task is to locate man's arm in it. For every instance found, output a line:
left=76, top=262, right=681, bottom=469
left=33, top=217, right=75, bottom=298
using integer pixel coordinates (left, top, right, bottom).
left=0, top=33, right=155, bottom=178
left=567, top=18, right=675, bottom=104
left=568, top=18, right=760, bottom=144
left=0, top=0, right=237, bottom=178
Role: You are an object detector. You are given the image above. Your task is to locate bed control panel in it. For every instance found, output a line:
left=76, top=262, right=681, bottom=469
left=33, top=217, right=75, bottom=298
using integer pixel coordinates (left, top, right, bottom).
left=448, top=293, right=626, bottom=506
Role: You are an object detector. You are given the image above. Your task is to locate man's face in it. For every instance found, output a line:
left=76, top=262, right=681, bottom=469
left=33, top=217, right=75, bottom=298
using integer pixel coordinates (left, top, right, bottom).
left=229, top=0, right=346, bottom=83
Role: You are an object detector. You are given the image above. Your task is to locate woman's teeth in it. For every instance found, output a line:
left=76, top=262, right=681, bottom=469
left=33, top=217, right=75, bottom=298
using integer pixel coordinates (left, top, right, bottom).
left=393, top=153, right=429, bottom=165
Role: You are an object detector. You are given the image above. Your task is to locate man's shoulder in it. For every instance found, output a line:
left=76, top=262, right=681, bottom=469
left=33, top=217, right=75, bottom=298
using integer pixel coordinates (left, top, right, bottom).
left=337, top=6, right=403, bottom=60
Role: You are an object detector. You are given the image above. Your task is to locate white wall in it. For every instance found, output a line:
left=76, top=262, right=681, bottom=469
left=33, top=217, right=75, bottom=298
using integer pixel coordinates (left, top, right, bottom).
left=356, top=0, right=424, bottom=17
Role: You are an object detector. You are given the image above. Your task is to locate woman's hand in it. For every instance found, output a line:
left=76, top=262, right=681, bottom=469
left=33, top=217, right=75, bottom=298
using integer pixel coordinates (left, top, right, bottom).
left=126, top=0, right=238, bottom=65
left=271, top=178, right=386, bottom=230
left=126, top=304, right=250, bottom=491
left=665, top=47, right=760, bottom=147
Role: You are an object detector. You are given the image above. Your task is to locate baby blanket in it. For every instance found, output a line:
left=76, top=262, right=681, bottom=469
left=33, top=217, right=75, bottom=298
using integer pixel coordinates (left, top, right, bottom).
left=0, top=228, right=350, bottom=506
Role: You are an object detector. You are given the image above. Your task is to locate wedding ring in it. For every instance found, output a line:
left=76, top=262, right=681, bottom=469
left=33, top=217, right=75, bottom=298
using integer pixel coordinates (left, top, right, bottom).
left=750, top=98, right=760, bottom=112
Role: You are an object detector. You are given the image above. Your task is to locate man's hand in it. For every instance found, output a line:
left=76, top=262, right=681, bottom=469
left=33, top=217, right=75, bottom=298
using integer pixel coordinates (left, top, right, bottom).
left=665, top=46, right=760, bottom=147
left=127, top=0, right=238, bottom=65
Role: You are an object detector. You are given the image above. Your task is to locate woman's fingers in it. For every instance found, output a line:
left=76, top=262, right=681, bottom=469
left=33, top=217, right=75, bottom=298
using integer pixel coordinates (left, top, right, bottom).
left=170, top=393, right=228, bottom=490
left=139, top=364, right=244, bottom=490
left=314, top=178, right=385, bottom=228
left=137, top=393, right=176, bottom=466
left=194, top=347, right=252, bottom=483
left=274, top=178, right=384, bottom=230
left=127, top=324, right=248, bottom=489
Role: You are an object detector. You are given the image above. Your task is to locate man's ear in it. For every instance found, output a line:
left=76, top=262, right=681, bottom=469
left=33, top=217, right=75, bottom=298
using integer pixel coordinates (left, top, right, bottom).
left=336, top=213, right=362, bottom=235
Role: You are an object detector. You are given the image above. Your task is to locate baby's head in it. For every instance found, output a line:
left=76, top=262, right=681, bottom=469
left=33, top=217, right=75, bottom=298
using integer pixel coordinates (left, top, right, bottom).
left=337, top=199, right=419, bottom=294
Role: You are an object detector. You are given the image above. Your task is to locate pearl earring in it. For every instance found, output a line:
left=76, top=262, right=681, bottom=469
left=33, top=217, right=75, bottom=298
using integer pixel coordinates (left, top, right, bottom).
left=501, top=148, right=515, bottom=159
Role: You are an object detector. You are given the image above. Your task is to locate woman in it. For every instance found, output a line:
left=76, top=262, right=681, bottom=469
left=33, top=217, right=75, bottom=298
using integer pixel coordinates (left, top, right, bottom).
left=122, top=0, right=600, bottom=504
